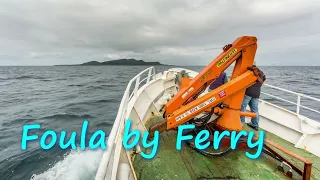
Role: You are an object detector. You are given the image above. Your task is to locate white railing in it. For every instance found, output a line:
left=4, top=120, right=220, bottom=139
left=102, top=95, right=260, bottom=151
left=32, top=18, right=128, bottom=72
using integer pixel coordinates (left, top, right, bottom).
left=261, top=84, right=320, bottom=117
left=95, top=67, right=156, bottom=180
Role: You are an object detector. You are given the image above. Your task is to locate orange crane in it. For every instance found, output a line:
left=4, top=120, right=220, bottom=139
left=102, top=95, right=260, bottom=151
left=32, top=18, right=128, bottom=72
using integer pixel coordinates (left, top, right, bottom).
left=149, top=36, right=312, bottom=180
left=149, top=36, right=263, bottom=136
left=147, top=37, right=313, bottom=179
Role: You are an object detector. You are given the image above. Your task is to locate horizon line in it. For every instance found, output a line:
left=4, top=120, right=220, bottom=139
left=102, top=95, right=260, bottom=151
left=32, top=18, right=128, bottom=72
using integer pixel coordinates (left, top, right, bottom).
left=1, top=65, right=320, bottom=67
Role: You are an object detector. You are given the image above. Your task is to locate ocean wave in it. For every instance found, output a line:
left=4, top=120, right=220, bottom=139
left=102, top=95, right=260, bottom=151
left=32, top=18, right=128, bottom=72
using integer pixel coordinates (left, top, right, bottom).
left=56, top=78, right=67, bottom=81
left=60, top=98, right=118, bottom=109
left=95, top=121, right=114, bottom=127
left=16, top=75, right=46, bottom=80
left=41, top=113, right=93, bottom=120
left=85, top=85, right=105, bottom=90
left=100, top=84, right=117, bottom=87
left=0, top=75, right=44, bottom=81
left=94, top=80, right=107, bottom=83
left=284, top=80, right=300, bottom=83
left=30, top=148, right=103, bottom=180
left=1, top=118, right=35, bottom=127
left=0, top=154, right=30, bottom=180
left=67, top=84, right=83, bottom=87
left=39, top=79, right=52, bottom=82
left=94, top=99, right=118, bottom=103
left=0, top=148, right=52, bottom=180
left=0, top=147, right=102, bottom=180
left=68, top=74, right=81, bottom=78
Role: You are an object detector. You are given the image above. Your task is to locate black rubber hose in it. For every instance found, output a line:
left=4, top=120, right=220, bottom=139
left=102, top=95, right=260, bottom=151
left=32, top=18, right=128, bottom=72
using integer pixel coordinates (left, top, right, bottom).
left=185, top=140, right=232, bottom=157
left=184, top=129, right=232, bottom=158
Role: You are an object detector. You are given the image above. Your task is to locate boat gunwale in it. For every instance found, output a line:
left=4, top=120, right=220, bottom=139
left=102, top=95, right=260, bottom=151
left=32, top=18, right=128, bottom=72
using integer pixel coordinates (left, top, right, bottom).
left=95, top=66, right=157, bottom=180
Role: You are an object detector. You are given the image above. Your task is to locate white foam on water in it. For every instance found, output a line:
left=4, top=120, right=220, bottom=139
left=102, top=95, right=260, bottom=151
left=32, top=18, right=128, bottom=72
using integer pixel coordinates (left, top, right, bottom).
left=30, top=148, right=104, bottom=180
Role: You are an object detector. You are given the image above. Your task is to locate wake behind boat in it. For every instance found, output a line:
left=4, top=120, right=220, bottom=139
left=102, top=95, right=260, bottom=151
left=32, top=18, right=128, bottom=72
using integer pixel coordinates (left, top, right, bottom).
left=95, top=36, right=320, bottom=180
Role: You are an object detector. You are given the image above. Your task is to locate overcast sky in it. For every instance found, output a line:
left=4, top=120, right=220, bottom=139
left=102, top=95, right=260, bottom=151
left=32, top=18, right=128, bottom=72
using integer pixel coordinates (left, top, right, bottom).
left=0, top=0, right=320, bottom=66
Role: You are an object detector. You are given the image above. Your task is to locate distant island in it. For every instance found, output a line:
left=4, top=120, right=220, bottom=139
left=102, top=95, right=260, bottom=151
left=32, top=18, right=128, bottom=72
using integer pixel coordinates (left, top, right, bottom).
left=55, top=58, right=167, bottom=66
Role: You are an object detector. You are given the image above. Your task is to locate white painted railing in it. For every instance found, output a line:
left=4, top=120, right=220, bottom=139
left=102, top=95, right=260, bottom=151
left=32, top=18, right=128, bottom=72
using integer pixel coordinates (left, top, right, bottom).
left=95, top=67, right=156, bottom=180
left=261, top=84, right=320, bottom=117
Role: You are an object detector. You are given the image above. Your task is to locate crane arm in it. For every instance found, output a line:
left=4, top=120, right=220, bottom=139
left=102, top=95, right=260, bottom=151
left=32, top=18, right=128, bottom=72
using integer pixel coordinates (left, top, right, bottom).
left=148, top=36, right=261, bottom=137
left=167, top=70, right=258, bottom=129
left=164, top=36, right=258, bottom=118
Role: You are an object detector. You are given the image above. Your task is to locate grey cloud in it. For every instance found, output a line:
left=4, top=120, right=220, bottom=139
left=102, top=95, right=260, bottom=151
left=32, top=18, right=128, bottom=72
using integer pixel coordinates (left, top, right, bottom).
left=0, top=0, right=320, bottom=66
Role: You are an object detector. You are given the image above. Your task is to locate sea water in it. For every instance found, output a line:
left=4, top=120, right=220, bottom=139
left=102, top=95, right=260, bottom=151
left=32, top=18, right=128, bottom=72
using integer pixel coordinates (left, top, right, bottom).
left=1, top=66, right=319, bottom=180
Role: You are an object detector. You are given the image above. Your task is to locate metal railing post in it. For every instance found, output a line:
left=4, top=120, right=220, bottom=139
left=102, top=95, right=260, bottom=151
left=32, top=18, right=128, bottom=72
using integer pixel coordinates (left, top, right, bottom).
left=262, top=84, right=320, bottom=116
left=134, top=76, right=140, bottom=98
left=297, top=94, right=301, bottom=115
left=147, top=68, right=152, bottom=83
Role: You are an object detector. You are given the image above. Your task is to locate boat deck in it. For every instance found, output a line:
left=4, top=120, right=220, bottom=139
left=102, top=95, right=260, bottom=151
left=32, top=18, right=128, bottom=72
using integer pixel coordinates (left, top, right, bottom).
left=132, top=115, right=320, bottom=180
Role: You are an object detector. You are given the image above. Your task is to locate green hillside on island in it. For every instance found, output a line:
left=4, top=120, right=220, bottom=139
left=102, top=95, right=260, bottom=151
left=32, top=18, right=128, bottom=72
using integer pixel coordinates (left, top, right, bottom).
left=55, top=59, right=166, bottom=66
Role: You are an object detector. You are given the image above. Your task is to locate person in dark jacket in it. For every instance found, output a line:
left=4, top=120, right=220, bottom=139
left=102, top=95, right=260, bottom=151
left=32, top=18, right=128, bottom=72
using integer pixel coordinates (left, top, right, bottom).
left=240, top=67, right=266, bottom=130
left=208, top=72, right=228, bottom=91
